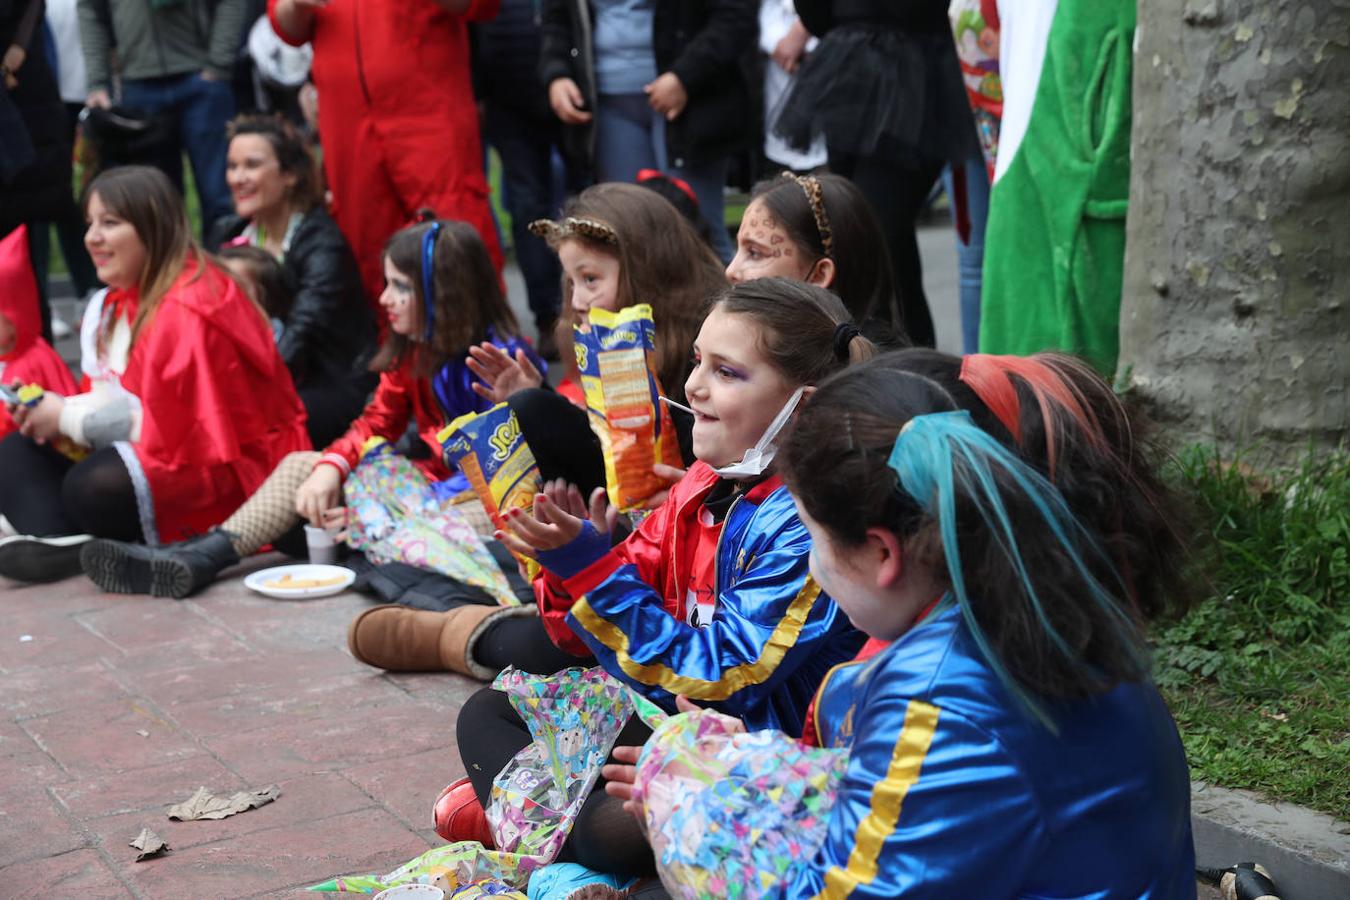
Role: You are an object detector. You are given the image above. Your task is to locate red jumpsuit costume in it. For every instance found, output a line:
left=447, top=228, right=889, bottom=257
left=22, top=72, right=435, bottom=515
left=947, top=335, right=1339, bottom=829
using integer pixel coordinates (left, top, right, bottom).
left=268, top=0, right=504, bottom=306
left=0, top=225, right=78, bottom=438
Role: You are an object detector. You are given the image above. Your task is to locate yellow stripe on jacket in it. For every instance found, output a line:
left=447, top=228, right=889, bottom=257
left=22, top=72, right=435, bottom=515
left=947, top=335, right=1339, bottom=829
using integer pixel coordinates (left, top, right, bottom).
left=568, top=576, right=821, bottom=700
left=816, top=699, right=941, bottom=898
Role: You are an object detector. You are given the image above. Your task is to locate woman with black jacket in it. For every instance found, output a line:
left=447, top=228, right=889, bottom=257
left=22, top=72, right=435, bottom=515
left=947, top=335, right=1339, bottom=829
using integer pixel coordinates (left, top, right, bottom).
left=777, top=0, right=979, bottom=349
left=209, top=114, right=375, bottom=449
left=537, top=0, right=757, bottom=262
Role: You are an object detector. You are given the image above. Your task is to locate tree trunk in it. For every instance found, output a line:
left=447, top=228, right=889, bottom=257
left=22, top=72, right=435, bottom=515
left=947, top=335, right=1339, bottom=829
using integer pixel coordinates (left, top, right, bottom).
left=1118, top=0, right=1349, bottom=464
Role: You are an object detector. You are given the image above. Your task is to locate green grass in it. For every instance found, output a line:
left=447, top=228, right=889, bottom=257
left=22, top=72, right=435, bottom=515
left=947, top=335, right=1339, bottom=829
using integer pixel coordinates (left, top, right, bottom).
left=1155, top=446, right=1350, bottom=819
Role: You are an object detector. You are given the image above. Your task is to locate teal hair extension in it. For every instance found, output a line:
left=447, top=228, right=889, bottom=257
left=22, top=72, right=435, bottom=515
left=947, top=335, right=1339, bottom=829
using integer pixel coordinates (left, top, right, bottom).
left=887, top=411, right=1145, bottom=728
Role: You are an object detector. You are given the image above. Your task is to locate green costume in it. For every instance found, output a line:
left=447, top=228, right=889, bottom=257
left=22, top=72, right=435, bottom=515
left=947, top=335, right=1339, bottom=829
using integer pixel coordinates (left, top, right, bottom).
left=979, top=0, right=1135, bottom=374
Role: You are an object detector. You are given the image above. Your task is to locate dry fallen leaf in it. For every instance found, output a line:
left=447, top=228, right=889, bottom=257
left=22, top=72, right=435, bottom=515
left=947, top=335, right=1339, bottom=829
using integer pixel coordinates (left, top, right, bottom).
left=167, top=785, right=281, bottom=821
left=129, top=827, right=169, bottom=860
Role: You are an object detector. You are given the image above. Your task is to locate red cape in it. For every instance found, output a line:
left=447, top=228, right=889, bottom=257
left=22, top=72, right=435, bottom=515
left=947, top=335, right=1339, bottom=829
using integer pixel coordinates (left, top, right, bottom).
left=1, top=225, right=78, bottom=438
left=118, top=260, right=311, bottom=541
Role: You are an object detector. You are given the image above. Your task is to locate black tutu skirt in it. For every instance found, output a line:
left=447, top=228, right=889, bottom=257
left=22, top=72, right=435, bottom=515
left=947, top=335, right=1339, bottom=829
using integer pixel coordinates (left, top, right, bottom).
left=776, top=25, right=979, bottom=169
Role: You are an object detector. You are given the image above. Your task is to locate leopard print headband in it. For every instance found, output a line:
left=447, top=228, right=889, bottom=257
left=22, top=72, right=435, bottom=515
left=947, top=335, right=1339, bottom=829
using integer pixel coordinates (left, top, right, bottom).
left=527, top=216, right=619, bottom=246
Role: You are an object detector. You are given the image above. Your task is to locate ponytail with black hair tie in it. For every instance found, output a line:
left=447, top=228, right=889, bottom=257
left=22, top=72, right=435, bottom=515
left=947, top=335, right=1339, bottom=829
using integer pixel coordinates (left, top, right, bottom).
left=833, top=322, right=861, bottom=361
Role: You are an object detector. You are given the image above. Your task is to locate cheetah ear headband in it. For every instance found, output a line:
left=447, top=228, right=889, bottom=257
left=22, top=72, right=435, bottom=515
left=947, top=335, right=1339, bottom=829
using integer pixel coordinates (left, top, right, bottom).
left=785, top=172, right=835, bottom=260
left=527, top=216, right=620, bottom=246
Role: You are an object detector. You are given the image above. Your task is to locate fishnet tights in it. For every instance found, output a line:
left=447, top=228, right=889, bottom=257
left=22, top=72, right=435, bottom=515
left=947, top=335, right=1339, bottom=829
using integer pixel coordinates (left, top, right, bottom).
left=220, top=451, right=321, bottom=555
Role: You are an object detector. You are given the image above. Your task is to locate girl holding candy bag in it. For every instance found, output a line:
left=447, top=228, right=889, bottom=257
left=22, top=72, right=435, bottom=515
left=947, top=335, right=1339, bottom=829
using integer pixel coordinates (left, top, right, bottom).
left=601, top=355, right=1197, bottom=898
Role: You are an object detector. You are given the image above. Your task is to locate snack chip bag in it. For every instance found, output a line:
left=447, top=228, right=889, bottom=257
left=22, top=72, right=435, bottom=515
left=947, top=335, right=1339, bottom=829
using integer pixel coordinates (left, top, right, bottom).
left=574, top=304, right=682, bottom=511
left=440, top=403, right=541, bottom=562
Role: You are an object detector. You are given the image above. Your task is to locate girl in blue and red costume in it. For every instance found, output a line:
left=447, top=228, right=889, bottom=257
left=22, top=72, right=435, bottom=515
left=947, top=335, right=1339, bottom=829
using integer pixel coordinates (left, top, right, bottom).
left=441, top=279, right=873, bottom=878
left=605, top=353, right=1197, bottom=898
left=83, top=217, right=542, bottom=600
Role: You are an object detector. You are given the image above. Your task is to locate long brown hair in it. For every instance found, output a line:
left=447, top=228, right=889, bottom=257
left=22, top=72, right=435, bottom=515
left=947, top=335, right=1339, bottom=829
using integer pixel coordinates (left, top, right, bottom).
left=369, top=219, right=522, bottom=375
left=548, top=183, right=724, bottom=403
left=84, top=166, right=204, bottom=343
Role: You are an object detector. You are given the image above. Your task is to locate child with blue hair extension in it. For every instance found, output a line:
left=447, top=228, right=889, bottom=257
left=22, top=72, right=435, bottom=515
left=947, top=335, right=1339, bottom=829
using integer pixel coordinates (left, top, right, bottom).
left=604, top=361, right=1196, bottom=898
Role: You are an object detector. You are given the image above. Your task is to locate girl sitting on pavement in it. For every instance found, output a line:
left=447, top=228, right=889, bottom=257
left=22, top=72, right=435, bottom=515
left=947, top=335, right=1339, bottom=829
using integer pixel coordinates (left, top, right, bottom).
left=0, top=167, right=309, bottom=583
left=340, top=183, right=727, bottom=681
left=440, top=279, right=873, bottom=879
left=603, top=355, right=1197, bottom=897
left=81, top=217, right=542, bottom=601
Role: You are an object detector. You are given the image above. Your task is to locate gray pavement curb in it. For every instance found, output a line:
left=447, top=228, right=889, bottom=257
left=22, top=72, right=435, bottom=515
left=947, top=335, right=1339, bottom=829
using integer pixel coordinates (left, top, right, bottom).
left=1192, top=781, right=1350, bottom=900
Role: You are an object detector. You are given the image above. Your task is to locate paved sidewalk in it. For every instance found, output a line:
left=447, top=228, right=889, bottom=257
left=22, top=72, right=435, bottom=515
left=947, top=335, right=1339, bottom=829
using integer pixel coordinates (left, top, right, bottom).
left=0, top=555, right=475, bottom=898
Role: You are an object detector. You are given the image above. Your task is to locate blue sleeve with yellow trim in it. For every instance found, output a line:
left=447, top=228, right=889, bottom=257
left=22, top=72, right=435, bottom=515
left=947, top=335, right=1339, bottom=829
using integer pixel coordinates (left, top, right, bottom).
left=562, top=493, right=863, bottom=734
left=785, top=691, right=1042, bottom=899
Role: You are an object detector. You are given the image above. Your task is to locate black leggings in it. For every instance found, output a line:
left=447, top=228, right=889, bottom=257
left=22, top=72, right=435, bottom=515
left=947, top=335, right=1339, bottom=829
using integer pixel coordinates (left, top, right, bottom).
left=831, top=151, right=945, bottom=348
left=0, top=434, right=144, bottom=540
left=457, top=686, right=655, bottom=876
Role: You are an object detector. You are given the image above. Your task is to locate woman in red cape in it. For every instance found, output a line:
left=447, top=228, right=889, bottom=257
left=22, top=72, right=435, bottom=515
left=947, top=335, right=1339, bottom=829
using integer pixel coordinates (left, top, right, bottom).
left=0, top=224, right=78, bottom=440
left=0, top=166, right=309, bottom=583
left=268, top=0, right=504, bottom=307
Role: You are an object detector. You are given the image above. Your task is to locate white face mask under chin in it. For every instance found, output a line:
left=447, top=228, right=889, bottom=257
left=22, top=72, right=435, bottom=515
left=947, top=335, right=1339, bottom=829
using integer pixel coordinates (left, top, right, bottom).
left=710, top=386, right=807, bottom=480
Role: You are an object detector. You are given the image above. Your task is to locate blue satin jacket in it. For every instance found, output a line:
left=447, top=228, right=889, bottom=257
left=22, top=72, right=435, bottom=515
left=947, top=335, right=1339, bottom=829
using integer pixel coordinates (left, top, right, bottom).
left=790, top=605, right=1195, bottom=898
left=556, top=462, right=865, bottom=735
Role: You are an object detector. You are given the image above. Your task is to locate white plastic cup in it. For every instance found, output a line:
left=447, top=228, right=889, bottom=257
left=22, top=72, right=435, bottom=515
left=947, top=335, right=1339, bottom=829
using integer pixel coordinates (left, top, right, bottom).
left=373, top=886, right=445, bottom=900
left=303, top=524, right=337, bottom=565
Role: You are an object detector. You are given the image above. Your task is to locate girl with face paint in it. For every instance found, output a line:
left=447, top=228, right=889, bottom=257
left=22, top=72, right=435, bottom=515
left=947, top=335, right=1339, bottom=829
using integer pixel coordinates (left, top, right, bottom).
left=82, top=217, right=541, bottom=606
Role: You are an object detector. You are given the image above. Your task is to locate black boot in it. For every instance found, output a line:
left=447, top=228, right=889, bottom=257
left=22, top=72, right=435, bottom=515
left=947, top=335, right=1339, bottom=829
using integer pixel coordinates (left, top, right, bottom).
left=81, top=530, right=241, bottom=599
left=0, top=534, right=94, bottom=584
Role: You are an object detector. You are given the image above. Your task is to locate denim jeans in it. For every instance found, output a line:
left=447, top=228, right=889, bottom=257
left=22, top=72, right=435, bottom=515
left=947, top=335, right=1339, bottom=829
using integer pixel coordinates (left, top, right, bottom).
left=593, top=92, right=734, bottom=262
left=942, top=155, right=991, bottom=354
left=119, top=72, right=235, bottom=236
left=484, top=103, right=581, bottom=328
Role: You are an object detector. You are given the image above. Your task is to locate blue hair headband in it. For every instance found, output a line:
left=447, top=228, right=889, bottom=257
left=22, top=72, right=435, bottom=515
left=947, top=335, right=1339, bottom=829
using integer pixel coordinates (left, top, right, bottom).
left=887, top=410, right=1138, bottom=728
left=420, top=222, right=441, bottom=342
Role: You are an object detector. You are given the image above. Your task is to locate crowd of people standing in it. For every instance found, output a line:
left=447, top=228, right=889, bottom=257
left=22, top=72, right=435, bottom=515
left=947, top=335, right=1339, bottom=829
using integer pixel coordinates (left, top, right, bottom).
left=0, top=1, right=1187, bottom=897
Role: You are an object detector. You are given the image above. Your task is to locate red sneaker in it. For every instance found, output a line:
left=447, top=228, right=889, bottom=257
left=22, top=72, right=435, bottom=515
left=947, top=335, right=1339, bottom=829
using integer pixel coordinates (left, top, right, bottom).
left=433, top=777, right=494, bottom=847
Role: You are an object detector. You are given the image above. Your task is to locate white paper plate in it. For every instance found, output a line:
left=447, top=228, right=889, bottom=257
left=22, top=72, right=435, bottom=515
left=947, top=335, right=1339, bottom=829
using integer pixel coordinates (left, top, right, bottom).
left=243, top=564, right=355, bottom=599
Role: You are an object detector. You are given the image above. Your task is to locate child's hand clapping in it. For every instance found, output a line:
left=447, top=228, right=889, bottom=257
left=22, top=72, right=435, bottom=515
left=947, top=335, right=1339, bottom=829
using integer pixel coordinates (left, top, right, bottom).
left=496, top=483, right=613, bottom=560
left=466, top=342, right=545, bottom=404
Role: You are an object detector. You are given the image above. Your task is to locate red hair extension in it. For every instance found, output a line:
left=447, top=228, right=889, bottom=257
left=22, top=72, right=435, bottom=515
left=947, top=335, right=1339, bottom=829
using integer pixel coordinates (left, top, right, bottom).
left=959, top=354, right=1023, bottom=444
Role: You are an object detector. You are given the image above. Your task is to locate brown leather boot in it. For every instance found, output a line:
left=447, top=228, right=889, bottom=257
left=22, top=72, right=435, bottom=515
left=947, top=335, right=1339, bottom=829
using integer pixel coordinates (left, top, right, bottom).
left=347, top=603, right=536, bottom=680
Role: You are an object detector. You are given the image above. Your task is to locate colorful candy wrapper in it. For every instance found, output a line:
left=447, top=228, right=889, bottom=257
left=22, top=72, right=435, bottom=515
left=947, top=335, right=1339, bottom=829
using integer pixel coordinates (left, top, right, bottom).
left=634, top=709, right=849, bottom=900
left=14, top=384, right=91, bottom=462
left=574, top=304, right=682, bottom=512
left=310, top=668, right=636, bottom=895
left=488, top=667, right=635, bottom=863
left=344, top=438, right=518, bottom=606
left=440, top=404, right=542, bottom=570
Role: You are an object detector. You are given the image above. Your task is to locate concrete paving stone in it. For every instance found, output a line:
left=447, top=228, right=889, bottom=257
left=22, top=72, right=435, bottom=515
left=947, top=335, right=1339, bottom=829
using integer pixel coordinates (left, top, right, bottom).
left=382, top=671, right=488, bottom=711
left=85, top=772, right=378, bottom=858
left=340, top=746, right=466, bottom=832
left=201, top=704, right=460, bottom=783
left=51, top=753, right=248, bottom=821
left=0, top=661, right=131, bottom=718
left=113, top=808, right=433, bottom=899
left=75, top=599, right=248, bottom=655
left=0, top=609, right=123, bottom=673
left=3, top=748, right=71, bottom=790
left=191, top=590, right=370, bottom=653
left=0, top=578, right=113, bottom=616
left=0, top=718, right=37, bottom=756
left=164, top=671, right=413, bottom=739
left=121, top=645, right=358, bottom=709
left=20, top=698, right=202, bottom=779
left=0, top=848, right=134, bottom=899
left=0, top=784, right=89, bottom=868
